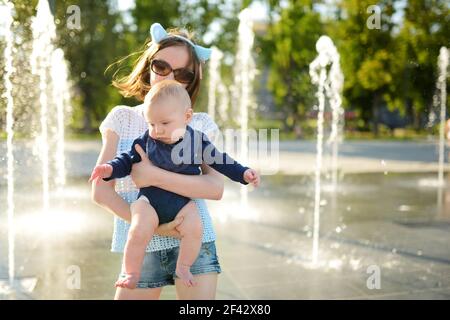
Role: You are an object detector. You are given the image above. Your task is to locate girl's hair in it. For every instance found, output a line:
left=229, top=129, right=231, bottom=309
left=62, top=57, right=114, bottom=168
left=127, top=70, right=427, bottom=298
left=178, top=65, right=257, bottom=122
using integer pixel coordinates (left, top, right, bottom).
left=110, top=28, right=202, bottom=106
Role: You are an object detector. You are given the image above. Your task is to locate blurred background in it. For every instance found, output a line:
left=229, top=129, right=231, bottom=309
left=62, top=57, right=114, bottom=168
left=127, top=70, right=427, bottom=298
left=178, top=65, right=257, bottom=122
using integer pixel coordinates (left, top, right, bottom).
left=0, top=0, right=449, bottom=300
left=0, top=0, right=448, bottom=139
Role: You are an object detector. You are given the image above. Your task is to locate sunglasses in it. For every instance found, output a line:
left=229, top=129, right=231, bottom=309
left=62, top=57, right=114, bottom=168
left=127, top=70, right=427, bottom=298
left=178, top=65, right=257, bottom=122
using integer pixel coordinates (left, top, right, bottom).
left=150, top=59, right=195, bottom=84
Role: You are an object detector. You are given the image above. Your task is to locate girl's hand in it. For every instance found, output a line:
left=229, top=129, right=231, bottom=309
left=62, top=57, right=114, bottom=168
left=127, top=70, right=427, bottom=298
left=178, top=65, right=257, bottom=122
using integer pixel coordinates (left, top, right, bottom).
left=130, top=144, right=157, bottom=188
left=244, top=168, right=261, bottom=188
left=154, top=215, right=184, bottom=239
left=89, top=164, right=113, bottom=184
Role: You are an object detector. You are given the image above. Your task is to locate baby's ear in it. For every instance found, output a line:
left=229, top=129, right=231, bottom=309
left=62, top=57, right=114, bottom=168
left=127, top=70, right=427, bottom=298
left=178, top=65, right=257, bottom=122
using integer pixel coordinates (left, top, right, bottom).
left=185, top=108, right=193, bottom=122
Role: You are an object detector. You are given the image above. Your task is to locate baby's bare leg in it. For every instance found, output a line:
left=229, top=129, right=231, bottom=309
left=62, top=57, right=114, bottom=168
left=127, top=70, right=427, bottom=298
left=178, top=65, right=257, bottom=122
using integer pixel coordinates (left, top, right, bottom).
left=116, top=197, right=159, bottom=289
left=175, top=201, right=203, bottom=287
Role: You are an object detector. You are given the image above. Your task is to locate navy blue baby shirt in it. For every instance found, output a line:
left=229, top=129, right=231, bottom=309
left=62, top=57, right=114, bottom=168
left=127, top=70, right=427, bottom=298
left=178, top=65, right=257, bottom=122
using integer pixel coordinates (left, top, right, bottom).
left=104, top=125, right=249, bottom=224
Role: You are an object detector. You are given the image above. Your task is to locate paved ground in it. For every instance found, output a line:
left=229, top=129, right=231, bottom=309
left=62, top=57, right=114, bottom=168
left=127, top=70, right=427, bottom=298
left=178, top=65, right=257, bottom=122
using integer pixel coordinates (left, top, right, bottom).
left=274, top=140, right=450, bottom=175
left=1, top=139, right=449, bottom=181
left=211, top=219, right=450, bottom=300
left=2, top=209, right=449, bottom=300
left=62, top=139, right=450, bottom=177
left=0, top=139, right=449, bottom=299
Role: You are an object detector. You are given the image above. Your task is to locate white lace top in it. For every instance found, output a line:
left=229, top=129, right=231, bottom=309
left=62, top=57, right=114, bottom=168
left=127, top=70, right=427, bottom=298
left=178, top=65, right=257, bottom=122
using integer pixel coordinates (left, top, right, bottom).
left=99, top=104, right=218, bottom=252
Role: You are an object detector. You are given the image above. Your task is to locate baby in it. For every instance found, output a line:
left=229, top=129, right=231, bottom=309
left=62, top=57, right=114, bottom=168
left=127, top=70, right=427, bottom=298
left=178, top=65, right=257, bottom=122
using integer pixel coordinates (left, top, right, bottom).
left=89, top=80, right=260, bottom=288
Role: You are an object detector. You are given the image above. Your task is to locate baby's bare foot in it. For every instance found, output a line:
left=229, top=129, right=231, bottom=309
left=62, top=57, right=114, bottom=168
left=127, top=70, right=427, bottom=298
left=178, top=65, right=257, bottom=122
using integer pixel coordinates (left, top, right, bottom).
left=115, top=273, right=139, bottom=289
left=176, top=264, right=196, bottom=287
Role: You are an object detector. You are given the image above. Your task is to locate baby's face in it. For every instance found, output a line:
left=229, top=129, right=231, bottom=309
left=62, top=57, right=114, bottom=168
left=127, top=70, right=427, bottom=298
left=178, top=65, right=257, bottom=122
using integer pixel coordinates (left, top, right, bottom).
left=145, top=96, right=192, bottom=144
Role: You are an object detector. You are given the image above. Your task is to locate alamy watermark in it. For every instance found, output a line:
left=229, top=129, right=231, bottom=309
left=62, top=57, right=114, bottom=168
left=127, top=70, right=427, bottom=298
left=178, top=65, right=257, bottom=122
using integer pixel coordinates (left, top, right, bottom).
left=366, top=5, right=381, bottom=30
left=169, top=128, right=280, bottom=175
left=66, top=265, right=81, bottom=290
left=66, top=5, right=81, bottom=30
left=366, top=265, right=381, bottom=289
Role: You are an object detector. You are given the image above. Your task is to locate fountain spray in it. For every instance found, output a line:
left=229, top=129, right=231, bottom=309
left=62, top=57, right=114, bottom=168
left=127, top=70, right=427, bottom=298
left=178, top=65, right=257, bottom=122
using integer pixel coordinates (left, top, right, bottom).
left=437, top=47, right=449, bottom=215
left=30, top=0, right=57, bottom=213
left=437, top=47, right=448, bottom=188
left=235, top=8, right=256, bottom=212
left=3, top=0, right=16, bottom=287
left=309, top=36, right=344, bottom=265
left=207, top=47, right=223, bottom=123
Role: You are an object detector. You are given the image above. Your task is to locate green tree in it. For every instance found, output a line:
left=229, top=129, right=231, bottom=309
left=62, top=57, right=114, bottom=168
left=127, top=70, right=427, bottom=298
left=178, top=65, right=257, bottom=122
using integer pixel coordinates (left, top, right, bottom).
left=131, top=0, right=180, bottom=45
left=388, top=0, right=450, bottom=130
left=132, top=0, right=249, bottom=54
left=259, top=0, right=324, bottom=135
left=53, top=0, right=134, bottom=133
left=330, top=0, right=397, bottom=136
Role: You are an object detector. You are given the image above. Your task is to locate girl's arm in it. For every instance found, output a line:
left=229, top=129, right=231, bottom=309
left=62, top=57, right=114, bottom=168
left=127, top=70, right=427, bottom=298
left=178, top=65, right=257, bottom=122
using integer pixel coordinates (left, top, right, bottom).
left=91, top=129, right=183, bottom=237
left=91, top=130, right=132, bottom=222
left=130, top=144, right=225, bottom=200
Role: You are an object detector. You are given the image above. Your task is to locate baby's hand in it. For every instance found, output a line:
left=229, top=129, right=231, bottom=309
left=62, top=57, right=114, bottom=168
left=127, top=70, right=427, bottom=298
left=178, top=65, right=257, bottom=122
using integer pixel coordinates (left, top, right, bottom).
left=243, top=168, right=260, bottom=188
left=89, top=164, right=113, bottom=185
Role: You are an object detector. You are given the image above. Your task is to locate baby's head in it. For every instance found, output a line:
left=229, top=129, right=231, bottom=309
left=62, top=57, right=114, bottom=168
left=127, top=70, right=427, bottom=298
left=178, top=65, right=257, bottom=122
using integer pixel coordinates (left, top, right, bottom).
left=144, top=80, right=193, bottom=144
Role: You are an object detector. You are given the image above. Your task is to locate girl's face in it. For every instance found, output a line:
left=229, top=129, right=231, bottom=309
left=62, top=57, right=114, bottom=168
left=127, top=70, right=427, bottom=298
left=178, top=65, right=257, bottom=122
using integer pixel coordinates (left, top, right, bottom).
left=150, top=46, right=191, bottom=88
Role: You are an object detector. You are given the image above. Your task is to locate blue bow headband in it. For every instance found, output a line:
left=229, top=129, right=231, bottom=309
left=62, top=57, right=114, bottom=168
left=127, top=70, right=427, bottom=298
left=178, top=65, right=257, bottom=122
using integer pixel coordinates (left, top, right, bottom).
left=149, top=23, right=212, bottom=63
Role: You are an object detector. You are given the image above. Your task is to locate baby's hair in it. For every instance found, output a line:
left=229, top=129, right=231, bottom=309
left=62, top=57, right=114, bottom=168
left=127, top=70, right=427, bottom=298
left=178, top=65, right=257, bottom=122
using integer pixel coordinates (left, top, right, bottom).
left=144, top=80, right=192, bottom=110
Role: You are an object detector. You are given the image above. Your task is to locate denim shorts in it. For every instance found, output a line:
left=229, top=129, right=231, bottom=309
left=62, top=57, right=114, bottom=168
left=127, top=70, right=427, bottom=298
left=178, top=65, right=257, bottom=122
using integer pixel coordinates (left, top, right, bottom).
left=118, top=241, right=221, bottom=288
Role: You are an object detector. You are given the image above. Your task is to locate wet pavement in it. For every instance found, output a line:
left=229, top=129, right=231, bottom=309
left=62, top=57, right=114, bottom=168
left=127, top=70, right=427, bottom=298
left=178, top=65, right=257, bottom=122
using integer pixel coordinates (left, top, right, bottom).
left=2, top=139, right=448, bottom=180
left=0, top=140, right=450, bottom=299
